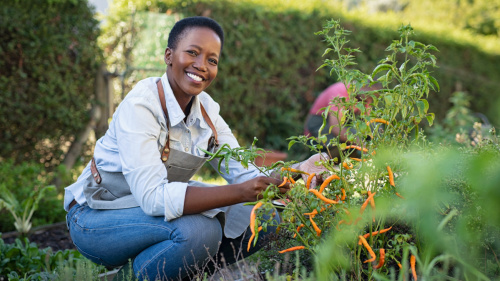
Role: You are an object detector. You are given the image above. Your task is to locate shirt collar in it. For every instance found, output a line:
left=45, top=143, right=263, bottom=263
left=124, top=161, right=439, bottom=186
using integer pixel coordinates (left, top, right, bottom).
left=160, top=73, right=208, bottom=129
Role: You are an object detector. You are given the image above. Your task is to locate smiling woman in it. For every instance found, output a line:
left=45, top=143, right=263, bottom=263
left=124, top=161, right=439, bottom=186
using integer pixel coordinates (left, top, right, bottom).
left=165, top=24, right=222, bottom=110
left=63, top=16, right=326, bottom=281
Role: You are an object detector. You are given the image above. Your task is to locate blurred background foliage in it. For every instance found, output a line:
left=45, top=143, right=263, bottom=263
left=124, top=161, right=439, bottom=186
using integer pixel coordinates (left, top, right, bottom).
left=98, top=0, right=500, bottom=156
left=0, top=0, right=102, bottom=167
left=1, top=0, right=499, bottom=168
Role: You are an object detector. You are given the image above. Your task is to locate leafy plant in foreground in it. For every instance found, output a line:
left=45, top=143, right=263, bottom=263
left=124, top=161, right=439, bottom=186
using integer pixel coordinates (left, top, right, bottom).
left=0, top=179, right=55, bottom=236
left=205, top=19, right=499, bottom=280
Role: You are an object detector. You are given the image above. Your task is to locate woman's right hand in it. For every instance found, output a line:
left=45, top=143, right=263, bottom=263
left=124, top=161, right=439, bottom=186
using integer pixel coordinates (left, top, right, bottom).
left=240, top=176, right=290, bottom=202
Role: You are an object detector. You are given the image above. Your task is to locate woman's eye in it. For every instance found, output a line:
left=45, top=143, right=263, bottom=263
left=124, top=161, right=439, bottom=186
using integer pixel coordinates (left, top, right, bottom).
left=186, top=50, right=197, bottom=56
left=209, top=58, right=218, bottom=65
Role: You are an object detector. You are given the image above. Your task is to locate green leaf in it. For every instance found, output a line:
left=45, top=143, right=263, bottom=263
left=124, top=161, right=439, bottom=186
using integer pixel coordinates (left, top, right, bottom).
left=426, top=113, right=435, bottom=126
left=371, top=64, right=392, bottom=77
left=429, top=76, right=440, bottom=92
left=321, top=48, right=333, bottom=57
left=384, top=94, right=393, bottom=107
left=416, top=99, right=429, bottom=116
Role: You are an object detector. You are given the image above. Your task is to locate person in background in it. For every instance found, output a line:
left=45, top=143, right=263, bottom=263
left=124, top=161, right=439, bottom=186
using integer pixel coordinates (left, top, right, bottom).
left=304, top=81, right=380, bottom=161
left=64, top=16, right=326, bottom=281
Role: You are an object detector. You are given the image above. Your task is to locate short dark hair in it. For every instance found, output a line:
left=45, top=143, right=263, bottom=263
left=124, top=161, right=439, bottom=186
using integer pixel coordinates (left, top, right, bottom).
left=167, top=16, right=224, bottom=52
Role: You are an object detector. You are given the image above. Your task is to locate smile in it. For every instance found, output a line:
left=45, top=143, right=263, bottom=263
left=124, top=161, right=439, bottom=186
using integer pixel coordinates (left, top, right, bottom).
left=186, top=72, right=204, bottom=82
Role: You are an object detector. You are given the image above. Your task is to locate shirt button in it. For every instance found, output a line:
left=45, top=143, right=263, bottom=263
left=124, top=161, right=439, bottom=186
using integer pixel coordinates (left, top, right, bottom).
left=185, top=147, right=189, bottom=152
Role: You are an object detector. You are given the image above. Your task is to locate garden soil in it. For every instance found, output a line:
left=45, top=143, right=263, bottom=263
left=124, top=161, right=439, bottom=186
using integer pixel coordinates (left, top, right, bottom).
left=2, top=222, right=76, bottom=252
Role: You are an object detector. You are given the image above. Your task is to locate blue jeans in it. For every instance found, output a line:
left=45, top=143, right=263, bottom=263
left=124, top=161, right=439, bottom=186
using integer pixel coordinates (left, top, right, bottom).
left=66, top=204, right=279, bottom=281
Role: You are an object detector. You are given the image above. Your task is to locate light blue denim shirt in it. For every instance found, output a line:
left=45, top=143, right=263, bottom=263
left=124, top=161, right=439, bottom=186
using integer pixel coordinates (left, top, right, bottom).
left=64, top=73, right=262, bottom=221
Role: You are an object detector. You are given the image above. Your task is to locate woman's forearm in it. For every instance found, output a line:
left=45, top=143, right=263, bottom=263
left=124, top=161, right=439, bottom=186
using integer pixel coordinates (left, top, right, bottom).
left=183, top=184, right=245, bottom=214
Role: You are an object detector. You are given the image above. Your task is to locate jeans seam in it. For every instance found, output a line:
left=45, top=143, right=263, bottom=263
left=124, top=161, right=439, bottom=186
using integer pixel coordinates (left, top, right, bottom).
left=136, top=240, right=176, bottom=277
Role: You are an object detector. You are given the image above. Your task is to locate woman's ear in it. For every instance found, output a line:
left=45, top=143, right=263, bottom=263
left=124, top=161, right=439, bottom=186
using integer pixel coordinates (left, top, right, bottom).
left=164, top=48, right=173, bottom=66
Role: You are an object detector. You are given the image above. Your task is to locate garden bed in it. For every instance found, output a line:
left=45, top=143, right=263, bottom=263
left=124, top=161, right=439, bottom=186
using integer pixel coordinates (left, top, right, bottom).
left=2, top=222, right=75, bottom=252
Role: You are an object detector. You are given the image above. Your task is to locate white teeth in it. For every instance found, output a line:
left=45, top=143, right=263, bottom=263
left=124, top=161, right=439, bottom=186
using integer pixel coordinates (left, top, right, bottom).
left=187, top=73, right=203, bottom=82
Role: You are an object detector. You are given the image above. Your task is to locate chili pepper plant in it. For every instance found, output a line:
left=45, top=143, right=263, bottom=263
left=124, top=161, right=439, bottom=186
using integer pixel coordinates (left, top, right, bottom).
left=204, top=20, right=498, bottom=280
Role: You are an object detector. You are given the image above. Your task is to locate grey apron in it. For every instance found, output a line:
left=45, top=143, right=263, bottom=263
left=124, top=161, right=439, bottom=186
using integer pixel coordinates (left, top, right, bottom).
left=83, top=79, right=252, bottom=238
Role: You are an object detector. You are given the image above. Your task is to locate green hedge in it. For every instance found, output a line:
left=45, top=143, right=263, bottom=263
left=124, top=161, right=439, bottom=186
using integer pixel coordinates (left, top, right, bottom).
left=101, top=0, right=500, bottom=153
left=0, top=0, right=102, bottom=165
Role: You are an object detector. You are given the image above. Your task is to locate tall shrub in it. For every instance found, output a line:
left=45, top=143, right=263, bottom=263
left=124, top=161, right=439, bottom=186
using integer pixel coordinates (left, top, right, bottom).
left=0, top=0, right=102, bottom=166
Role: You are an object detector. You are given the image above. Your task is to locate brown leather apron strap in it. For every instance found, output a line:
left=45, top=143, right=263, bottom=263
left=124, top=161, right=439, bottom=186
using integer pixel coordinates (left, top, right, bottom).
left=157, top=80, right=171, bottom=162
left=156, top=79, right=218, bottom=162
left=91, top=157, right=102, bottom=184
left=200, top=104, right=219, bottom=148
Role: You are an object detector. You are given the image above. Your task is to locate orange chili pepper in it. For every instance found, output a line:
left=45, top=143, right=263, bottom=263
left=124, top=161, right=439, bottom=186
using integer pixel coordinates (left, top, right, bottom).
left=358, top=235, right=377, bottom=263
left=350, top=157, right=362, bottom=162
left=277, top=177, right=288, bottom=187
left=309, top=189, right=339, bottom=204
left=397, top=262, right=402, bottom=269
left=410, top=255, right=417, bottom=280
left=354, top=217, right=362, bottom=225
left=304, top=209, right=318, bottom=217
left=342, top=161, right=353, bottom=170
left=306, top=172, right=316, bottom=189
left=247, top=226, right=263, bottom=252
left=373, top=248, right=386, bottom=269
left=336, top=219, right=353, bottom=231
left=281, top=167, right=310, bottom=175
left=249, top=202, right=263, bottom=235
left=278, top=246, right=305, bottom=254
left=341, top=188, right=346, bottom=201
left=309, top=216, right=322, bottom=236
left=344, top=145, right=369, bottom=153
left=367, top=191, right=376, bottom=209
left=395, top=192, right=405, bottom=199
left=360, top=192, right=376, bottom=215
left=387, top=166, right=395, bottom=187
left=318, top=174, right=340, bottom=193
left=289, top=176, right=296, bottom=184
left=368, top=190, right=376, bottom=222
left=366, top=118, right=389, bottom=126
left=293, top=224, right=305, bottom=238
left=358, top=227, right=393, bottom=245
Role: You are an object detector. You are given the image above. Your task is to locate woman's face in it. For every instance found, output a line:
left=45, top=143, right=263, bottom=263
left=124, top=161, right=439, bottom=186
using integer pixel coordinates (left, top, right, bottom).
left=165, top=27, right=221, bottom=99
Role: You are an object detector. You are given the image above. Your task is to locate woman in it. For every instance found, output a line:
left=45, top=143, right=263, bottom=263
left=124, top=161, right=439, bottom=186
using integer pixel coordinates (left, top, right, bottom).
left=65, top=16, right=324, bottom=281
